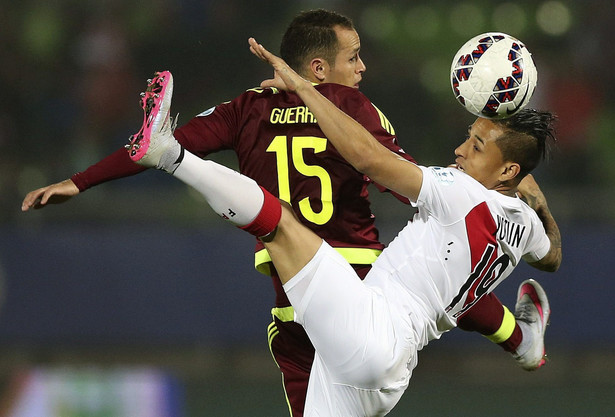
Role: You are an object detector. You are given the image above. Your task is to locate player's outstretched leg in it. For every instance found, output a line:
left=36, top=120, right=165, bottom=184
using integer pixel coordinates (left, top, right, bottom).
left=126, top=70, right=182, bottom=172
left=124, top=70, right=280, bottom=237
left=511, top=279, right=551, bottom=371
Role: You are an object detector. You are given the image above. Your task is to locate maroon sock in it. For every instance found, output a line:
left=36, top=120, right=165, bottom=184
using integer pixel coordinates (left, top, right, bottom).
left=239, top=186, right=282, bottom=237
left=457, top=292, right=522, bottom=352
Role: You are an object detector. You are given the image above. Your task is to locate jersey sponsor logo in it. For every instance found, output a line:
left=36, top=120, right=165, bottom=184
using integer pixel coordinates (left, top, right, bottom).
left=447, top=202, right=510, bottom=318
left=270, top=106, right=317, bottom=124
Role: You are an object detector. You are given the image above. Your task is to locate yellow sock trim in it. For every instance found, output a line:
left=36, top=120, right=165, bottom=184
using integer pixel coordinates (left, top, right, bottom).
left=485, top=306, right=516, bottom=344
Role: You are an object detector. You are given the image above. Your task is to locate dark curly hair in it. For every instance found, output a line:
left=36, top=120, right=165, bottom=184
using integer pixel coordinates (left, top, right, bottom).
left=280, top=9, right=354, bottom=76
left=493, top=109, right=557, bottom=177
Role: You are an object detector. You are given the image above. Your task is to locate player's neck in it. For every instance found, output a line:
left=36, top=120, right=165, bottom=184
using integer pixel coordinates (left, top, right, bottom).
left=494, top=183, right=518, bottom=197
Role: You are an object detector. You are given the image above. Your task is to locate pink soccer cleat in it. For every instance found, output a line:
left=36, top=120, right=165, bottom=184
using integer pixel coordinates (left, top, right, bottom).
left=126, top=71, right=180, bottom=171
left=512, top=279, right=551, bottom=371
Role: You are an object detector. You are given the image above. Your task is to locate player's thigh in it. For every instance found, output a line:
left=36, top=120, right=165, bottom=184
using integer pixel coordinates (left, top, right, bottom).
left=264, top=205, right=322, bottom=284
left=285, top=242, right=407, bottom=388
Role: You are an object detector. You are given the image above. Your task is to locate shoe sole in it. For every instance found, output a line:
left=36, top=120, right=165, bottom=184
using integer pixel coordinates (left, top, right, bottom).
left=126, top=71, right=173, bottom=162
left=517, top=279, right=550, bottom=369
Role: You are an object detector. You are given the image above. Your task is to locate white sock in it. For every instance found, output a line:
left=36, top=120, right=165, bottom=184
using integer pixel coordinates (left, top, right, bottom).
left=172, top=151, right=264, bottom=227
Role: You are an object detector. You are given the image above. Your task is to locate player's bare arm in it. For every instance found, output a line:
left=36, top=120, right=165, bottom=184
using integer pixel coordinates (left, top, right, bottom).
left=21, top=178, right=80, bottom=211
left=249, top=37, right=423, bottom=202
left=517, top=174, right=562, bottom=272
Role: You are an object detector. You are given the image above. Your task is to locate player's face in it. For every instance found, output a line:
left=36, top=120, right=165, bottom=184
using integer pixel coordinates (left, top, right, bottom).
left=326, top=26, right=366, bottom=88
left=453, top=118, right=509, bottom=189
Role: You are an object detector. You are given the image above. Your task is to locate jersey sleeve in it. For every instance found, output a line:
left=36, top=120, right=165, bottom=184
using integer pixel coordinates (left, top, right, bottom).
left=70, top=148, right=147, bottom=191
left=414, top=166, right=474, bottom=221
left=174, top=106, right=233, bottom=157
left=72, top=92, right=248, bottom=192
left=521, top=214, right=551, bottom=262
left=173, top=92, right=253, bottom=158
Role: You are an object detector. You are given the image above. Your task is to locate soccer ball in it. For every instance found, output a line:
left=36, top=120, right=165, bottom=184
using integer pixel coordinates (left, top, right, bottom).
left=450, top=32, right=537, bottom=119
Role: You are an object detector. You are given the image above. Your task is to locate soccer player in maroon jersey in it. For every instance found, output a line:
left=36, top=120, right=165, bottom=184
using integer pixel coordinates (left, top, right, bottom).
left=22, top=9, right=545, bottom=417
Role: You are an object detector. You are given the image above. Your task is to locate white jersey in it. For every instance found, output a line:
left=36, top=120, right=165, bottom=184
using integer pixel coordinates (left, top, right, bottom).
left=368, top=166, right=550, bottom=347
left=284, top=165, right=551, bottom=416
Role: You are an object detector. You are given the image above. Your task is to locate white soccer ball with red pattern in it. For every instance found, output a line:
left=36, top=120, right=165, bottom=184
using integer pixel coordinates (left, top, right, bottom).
left=450, top=32, right=537, bottom=119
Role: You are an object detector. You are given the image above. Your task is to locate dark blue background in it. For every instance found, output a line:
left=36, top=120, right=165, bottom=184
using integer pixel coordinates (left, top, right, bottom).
left=1, top=224, right=609, bottom=348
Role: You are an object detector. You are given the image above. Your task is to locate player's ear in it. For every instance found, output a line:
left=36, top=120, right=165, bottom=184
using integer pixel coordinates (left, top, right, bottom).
left=500, top=162, right=521, bottom=182
left=309, top=58, right=327, bottom=82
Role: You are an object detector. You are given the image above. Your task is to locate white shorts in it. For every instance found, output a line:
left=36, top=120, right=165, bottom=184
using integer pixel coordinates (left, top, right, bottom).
left=283, top=241, right=419, bottom=416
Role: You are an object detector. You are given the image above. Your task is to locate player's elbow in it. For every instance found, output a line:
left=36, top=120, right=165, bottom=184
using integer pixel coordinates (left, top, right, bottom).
left=547, top=247, right=562, bottom=272
left=541, top=261, right=560, bottom=273
left=353, top=157, right=377, bottom=177
left=352, top=147, right=390, bottom=177
left=530, top=248, right=562, bottom=272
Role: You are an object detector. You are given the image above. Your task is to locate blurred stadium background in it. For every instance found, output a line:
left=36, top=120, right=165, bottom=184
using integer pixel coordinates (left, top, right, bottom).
left=1, top=0, right=614, bottom=415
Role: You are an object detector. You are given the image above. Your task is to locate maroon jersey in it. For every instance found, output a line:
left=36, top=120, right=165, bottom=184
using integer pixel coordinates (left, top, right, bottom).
left=175, top=83, right=414, bottom=272
left=71, top=83, right=415, bottom=273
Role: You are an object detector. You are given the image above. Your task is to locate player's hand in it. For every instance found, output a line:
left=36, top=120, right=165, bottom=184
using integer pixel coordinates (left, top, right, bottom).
left=21, top=179, right=80, bottom=211
left=516, top=174, right=547, bottom=212
left=248, top=37, right=310, bottom=93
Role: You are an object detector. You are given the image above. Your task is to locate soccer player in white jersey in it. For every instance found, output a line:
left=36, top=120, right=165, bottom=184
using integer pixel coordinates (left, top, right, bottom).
left=126, top=40, right=561, bottom=416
